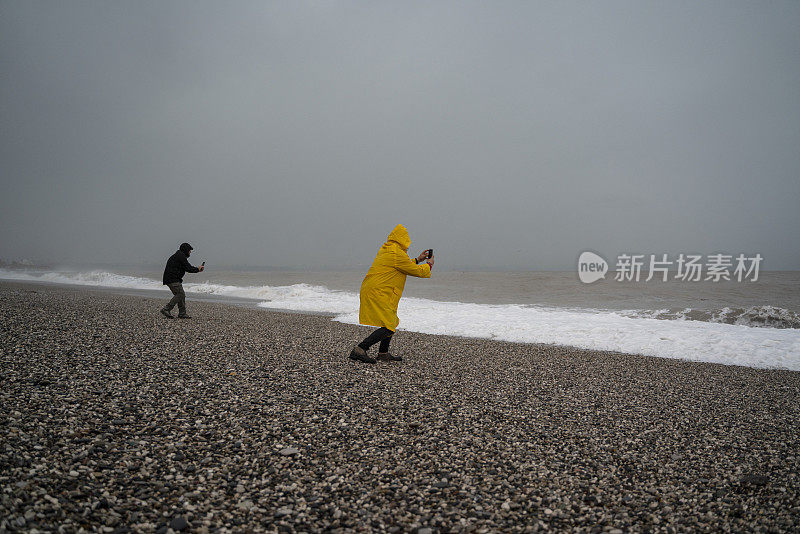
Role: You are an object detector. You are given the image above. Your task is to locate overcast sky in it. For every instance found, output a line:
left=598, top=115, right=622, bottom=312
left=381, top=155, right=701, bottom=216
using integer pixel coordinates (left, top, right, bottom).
left=1, top=1, right=798, bottom=270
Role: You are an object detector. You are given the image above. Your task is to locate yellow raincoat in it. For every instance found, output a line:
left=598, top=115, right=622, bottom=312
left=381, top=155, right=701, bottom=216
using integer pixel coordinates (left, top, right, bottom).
left=359, top=224, right=432, bottom=331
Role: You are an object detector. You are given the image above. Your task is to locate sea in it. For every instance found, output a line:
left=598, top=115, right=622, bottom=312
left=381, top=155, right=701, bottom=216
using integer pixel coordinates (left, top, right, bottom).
left=1, top=268, right=798, bottom=371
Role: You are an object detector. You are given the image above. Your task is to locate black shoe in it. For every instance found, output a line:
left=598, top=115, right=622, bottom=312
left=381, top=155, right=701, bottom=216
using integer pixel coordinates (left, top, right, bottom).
left=349, top=346, right=376, bottom=364
left=160, top=309, right=174, bottom=319
left=177, top=314, right=192, bottom=319
left=376, top=352, right=403, bottom=362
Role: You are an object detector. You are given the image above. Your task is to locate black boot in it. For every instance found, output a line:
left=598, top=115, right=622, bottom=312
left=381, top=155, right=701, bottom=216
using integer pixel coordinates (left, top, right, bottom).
left=349, top=346, right=376, bottom=364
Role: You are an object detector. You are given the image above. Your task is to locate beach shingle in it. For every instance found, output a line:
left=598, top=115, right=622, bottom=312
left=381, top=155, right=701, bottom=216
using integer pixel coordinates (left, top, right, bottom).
left=1, top=281, right=798, bottom=533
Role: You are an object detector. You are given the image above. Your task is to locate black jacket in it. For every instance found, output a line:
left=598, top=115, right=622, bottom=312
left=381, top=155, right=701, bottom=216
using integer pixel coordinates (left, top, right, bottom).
left=163, top=250, right=199, bottom=285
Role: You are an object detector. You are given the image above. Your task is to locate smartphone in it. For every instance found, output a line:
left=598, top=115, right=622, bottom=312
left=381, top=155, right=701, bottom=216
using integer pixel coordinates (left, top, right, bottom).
left=426, top=249, right=433, bottom=259
left=201, top=261, right=205, bottom=266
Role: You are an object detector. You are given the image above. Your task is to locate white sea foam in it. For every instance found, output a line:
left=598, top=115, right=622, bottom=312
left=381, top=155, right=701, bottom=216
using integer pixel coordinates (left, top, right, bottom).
left=1, top=269, right=798, bottom=370
left=0, top=269, right=166, bottom=290
left=0, top=269, right=357, bottom=314
left=336, top=299, right=800, bottom=370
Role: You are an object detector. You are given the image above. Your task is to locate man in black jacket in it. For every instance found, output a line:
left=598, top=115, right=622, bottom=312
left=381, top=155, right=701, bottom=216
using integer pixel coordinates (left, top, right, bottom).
left=160, top=243, right=204, bottom=319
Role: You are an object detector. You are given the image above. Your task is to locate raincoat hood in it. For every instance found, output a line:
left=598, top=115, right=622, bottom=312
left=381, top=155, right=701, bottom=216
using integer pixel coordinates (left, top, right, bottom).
left=386, top=224, right=411, bottom=252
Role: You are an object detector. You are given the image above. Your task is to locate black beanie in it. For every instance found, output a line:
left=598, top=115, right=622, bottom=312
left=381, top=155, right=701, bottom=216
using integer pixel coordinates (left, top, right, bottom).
left=179, top=243, right=193, bottom=254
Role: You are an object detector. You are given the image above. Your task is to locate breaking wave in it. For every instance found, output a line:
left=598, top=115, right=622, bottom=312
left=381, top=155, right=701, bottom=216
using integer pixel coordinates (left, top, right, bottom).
left=620, top=306, right=800, bottom=330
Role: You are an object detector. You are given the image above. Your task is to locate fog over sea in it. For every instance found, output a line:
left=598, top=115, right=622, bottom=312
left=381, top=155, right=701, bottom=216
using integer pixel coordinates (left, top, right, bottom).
left=2, top=268, right=799, bottom=371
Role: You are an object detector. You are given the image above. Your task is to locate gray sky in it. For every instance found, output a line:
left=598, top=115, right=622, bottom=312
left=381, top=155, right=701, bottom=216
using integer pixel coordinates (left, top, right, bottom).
left=2, top=1, right=799, bottom=270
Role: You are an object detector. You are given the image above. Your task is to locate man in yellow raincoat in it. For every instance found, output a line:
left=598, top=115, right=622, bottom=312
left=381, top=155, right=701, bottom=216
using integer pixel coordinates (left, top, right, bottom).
left=349, top=224, right=434, bottom=364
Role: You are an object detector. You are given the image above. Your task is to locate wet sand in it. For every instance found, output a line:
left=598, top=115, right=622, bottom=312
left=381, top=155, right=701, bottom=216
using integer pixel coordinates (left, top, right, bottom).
left=1, top=282, right=798, bottom=533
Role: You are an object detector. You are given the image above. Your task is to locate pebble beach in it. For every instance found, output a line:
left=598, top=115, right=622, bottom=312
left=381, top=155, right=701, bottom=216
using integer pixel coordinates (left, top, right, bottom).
left=1, top=282, right=798, bottom=533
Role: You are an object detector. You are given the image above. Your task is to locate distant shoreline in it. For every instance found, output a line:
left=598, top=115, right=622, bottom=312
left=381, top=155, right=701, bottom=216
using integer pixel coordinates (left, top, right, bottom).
left=0, top=277, right=337, bottom=317
left=1, top=271, right=799, bottom=372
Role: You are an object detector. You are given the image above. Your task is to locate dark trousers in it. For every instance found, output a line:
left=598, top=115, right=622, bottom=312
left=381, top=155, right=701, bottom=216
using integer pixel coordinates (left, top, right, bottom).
left=164, top=283, right=186, bottom=315
left=358, top=327, right=394, bottom=353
